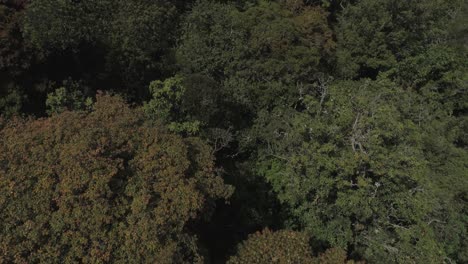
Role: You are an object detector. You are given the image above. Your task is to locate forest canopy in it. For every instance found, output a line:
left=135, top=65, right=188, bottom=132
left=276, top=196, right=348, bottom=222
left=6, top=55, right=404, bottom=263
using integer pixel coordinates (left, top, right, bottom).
left=0, top=0, right=467, bottom=263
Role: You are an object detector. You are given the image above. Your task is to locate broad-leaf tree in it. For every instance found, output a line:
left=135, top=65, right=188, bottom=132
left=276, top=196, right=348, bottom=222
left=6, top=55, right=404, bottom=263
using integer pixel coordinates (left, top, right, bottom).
left=0, top=94, right=233, bottom=263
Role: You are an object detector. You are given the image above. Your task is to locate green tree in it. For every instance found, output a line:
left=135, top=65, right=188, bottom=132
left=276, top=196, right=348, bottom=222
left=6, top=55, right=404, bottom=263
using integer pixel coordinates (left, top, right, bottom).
left=177, top=0, right=335, bottom=112
left=104, top=0, right=179, bottom=95
left=0, top=2, right=37, bottom=116
left=23, top=0, right=110, bottom=52
left=0, top=94, right=233, bottom=263
left=22, top=0, right=180, bottom=98
left=144, top=74, right=228, bottom=135
left=0, top=1, right=35, bottom=76
left=45, top=80, right=93, bottom=115
left=247, top=77, right=457, bottom=262
left=0, top=82, right=24, bottom=117
left=336, top=0, right=463, bottom=79
left=144, top=75, right=201, bottom=134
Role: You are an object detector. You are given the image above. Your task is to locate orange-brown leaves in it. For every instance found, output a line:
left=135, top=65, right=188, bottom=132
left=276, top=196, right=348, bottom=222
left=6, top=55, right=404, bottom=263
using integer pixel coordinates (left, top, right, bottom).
left=0, top=94, right=231, bottom=263
left=228, top=229, right=315, bottom=264
left=293, top=6, right=336, bottom=54
left=228, top=228, right=359, bottom=264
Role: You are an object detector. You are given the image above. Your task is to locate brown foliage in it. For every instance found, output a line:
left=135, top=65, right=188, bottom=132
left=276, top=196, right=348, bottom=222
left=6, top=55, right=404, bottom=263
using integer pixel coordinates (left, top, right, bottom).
left=227, top=229, right=360, bottom=264
left=228, top=229, right=315, bottom=264
left=0, top=94, right=232, bottom=263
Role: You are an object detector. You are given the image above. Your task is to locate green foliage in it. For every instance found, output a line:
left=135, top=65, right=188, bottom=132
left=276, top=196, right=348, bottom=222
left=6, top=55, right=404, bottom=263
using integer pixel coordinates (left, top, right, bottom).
left=0, top=94, right=233, bottom=263
left=392, top=45, right=468, bottom=115
left=247, top=77, right=463, bottom=262
left=144, top=75, right=201, bottom=134
left=23, top=0, right=178, bottom=53
left=144, top=74, right=225, bottom=135
left=23, top=0, right=110, bottom=52
left=46, top=84, right=92, bottom=115
left=22, top=0, right=180, bottom=96
left=0, top=3, right=37, bottom=116
left=336, top=0, right=463, bottom=79
left=0, top=82, right=24, bottom=117
left=178, top=0, right=335, bottom=111
left=0, top=3, right=35, bottom=75
left=105, top=0, right=179, bottom=89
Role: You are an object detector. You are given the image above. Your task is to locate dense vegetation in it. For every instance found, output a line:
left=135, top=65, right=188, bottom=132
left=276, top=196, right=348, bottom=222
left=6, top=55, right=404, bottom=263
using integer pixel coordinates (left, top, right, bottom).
left=0, top=0, right=466, bottom=263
